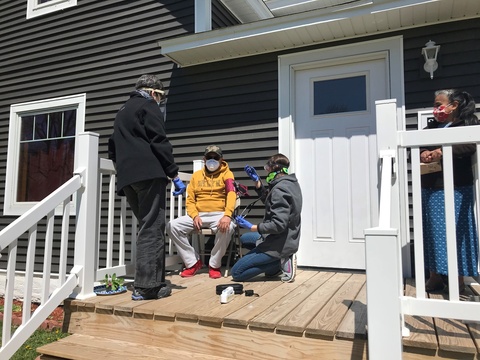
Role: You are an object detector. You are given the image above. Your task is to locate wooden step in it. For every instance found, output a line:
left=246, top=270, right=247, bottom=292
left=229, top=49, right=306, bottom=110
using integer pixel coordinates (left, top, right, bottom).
left=37, top=333, right=232, bottom=360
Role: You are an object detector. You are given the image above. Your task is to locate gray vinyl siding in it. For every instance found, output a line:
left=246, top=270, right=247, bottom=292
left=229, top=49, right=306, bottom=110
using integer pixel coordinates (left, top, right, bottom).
left=0, top=0, right=242, bottom=272
left=0, top=0, right=194, bottom=272
left=0, top=0, right=479, bottom=273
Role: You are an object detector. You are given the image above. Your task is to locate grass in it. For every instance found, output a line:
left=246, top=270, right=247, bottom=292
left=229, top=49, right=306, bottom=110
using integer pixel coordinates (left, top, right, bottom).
left=0, top=321, right=69, bottom=360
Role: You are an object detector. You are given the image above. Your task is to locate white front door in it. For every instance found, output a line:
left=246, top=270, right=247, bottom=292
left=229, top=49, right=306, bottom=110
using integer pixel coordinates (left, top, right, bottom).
left=294, top=55, right=389, bottom=269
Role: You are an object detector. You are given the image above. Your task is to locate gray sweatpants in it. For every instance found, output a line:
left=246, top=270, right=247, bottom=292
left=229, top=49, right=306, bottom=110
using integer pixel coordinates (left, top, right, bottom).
left=166, top=212, right=235, bottom=269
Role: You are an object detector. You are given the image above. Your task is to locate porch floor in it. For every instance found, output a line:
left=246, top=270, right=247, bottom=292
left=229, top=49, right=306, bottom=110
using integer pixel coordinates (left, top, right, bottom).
left=41, top=268, right=480, bottom=359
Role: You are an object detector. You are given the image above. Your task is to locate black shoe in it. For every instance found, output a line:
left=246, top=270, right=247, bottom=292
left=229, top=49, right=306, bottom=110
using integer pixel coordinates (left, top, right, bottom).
left=131, top=285, right=171, bottom=300
left=157, top=285, right=172, bottom=299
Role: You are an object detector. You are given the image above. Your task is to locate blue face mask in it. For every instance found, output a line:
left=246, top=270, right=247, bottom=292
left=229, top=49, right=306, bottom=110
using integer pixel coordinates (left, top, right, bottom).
left=205, top=159, right=220, bottom=172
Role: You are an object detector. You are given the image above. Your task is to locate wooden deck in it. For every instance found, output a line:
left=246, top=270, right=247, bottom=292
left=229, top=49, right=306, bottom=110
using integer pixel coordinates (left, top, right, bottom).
left=38, top=268, right=480, bottom=359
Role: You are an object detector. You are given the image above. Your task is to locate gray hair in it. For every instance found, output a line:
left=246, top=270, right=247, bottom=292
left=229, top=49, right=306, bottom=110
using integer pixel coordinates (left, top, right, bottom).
left=435, top=89, right=478, bottom=124
left=135, top=74, right=163, bottom=90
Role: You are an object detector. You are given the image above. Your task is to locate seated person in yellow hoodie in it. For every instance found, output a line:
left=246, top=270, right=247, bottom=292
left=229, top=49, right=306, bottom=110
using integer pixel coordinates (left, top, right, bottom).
left=167, top=145, right=236, bottom=279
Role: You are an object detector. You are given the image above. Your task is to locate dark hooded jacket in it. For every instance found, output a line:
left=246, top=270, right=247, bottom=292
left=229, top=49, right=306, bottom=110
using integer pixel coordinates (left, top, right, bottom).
left=108, top=91, right=179, bottom=195
left=255, top=174, right=302, bottom=258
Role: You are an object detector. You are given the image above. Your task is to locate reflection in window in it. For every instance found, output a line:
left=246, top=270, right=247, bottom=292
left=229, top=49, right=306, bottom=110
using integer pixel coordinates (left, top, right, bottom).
left=313, top=75, right=366, bottom=115
left=17, top=110, right=76, bottom=201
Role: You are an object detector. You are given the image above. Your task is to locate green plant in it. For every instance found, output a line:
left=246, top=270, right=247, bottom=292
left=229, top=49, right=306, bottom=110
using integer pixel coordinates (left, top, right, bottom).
left=0, top=303, right=22, bottom=312
left=101, top=273, right=124, bottom=291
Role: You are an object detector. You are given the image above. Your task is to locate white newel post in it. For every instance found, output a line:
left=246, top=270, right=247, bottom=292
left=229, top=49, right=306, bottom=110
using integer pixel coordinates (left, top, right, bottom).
left=365, top=228, right=403, bottom=359
left=364, top=99, right=404, bottom=359
left=72, top=132, right=99, bottom=299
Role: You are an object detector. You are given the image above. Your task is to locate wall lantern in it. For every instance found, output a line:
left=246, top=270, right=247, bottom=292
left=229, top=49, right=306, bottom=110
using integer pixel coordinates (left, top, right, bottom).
left=421, top=40, right=440, bottom=79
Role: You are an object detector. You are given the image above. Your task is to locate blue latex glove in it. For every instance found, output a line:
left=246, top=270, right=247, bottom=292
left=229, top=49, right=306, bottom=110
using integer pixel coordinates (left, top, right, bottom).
left=235, top=215, right=253, bottom=229
left=172, top=177, right=186, bottom=196
left=244, top=165, right=260, bottom=182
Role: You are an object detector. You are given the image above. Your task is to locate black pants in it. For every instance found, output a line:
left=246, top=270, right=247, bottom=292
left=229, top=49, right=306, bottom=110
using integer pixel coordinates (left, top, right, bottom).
left=123, top=178, right=167, bottom=288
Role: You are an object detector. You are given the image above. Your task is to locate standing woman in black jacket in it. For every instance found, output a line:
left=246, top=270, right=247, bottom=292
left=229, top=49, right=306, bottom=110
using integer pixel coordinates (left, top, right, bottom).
left=108, top=74, right=186, bottom=300
left=420, top=89, right=479, bottom=292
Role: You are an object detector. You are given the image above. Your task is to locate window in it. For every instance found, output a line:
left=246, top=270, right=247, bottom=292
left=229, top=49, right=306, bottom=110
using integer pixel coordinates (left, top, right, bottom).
left=5, top=94, right=85, bottom=215
left=313, top=75, right=367, bottom=115
left=27, top=0, right=77, bottom=19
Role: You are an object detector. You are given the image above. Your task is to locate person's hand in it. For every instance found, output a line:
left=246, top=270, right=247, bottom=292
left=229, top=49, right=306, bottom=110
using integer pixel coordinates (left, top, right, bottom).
left=244, top=165, right=260, bottom=182
left=172, top=177, right=186, bottom=196
left=217, top=216, right=231, bottom=233
left=420, top=149, right=442, bottom=163
left=235, top=215, right=253, bottom=229
left=193, top=216, right=203, bottom=231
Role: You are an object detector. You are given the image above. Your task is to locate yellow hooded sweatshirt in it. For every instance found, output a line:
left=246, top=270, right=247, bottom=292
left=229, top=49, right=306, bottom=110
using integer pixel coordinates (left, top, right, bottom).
left=186, top=161, right=236, bottom=219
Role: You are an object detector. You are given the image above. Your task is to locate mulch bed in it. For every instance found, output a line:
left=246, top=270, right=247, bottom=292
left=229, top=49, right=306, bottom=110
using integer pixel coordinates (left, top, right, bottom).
left=0, top=297, right=64, bottom=331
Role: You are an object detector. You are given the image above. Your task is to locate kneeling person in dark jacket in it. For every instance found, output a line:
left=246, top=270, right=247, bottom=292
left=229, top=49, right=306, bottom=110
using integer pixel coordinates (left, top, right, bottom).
left=233, top=154, right=302, bottom=283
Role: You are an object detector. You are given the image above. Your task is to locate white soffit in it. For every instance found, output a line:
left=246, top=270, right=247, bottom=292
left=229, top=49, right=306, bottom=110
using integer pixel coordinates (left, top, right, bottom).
left=159, top=0, right=480, bottom=67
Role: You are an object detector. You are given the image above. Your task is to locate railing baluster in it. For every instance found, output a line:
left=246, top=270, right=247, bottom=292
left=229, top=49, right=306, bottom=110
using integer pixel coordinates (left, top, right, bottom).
left=3, top=240, right=18, bottom=345
left=23, top=226, right=37, bottom=324
left=59, top=197, right=71, bottom=286
left=41, top=210, right=55, bottom=304
left=106, top=174, right=116, bottom=269
left=410, top=146, right=426, bottom=298
left=442, top=145, right=460, bottom=300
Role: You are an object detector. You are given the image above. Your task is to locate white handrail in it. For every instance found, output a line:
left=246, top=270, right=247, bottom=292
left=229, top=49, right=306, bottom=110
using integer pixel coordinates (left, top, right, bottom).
left=0, top=176, right=82, bottom=252
left=368, top=100, right=480, bottom=359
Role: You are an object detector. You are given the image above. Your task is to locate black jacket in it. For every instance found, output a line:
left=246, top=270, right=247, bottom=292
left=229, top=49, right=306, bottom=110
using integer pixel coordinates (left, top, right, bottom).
left=108, top=91, right=178, bottom=195
left=255, top=174, right=303, bottom=258
left=420, top=118, right=477, bottom=189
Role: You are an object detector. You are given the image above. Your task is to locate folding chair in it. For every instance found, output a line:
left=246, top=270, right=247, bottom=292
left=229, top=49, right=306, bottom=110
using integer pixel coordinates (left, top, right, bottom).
left=193, top=182, right=248, bottom=277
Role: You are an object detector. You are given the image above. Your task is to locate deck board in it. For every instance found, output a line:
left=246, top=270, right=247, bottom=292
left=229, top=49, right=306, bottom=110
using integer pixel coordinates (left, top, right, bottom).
left=275, top=272, right=351, bottom=335
left=223, top=270, right=317, bottom=327
left=429, top=292, right=477, bottom=354
left=197, top=278, right=283, bottom=325
left=247, top=271, right=331, bottom=330
left=304, top=273, right=365, bottom=339
left=58, top=269, right=480, bottom=359
left=403, top=278, right=437, bottom=350
left=336, top=281, right=367, bottom=340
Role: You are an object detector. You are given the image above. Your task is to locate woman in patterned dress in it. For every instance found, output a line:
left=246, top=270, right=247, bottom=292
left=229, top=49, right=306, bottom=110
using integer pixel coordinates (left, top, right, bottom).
left=421, top=89, right=479, bottom=293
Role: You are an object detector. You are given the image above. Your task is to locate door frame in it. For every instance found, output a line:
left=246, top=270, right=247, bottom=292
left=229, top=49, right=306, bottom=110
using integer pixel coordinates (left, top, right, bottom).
left=278, top=36, right=411, bottom=275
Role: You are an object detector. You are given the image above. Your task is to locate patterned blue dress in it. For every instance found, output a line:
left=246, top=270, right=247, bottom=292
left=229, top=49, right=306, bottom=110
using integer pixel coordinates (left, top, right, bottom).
left=422, top=186, right=478, bottom=276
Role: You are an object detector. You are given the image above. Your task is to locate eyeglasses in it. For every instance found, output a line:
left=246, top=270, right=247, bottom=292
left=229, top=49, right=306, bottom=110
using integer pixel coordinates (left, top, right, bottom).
left=205, top=155, right=220, bottom=161
left=143, top=88, right=165, bottom=96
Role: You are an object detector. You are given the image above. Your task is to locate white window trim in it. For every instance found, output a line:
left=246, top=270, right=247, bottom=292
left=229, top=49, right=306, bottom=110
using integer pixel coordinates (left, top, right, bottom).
left=27, top=0, right=77, bottom=19
left=5, top=94, right=86, bottom=216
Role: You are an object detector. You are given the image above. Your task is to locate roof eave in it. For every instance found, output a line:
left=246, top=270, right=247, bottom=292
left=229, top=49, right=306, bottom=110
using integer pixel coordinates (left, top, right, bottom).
left=158, top=0, right=480, bottom=67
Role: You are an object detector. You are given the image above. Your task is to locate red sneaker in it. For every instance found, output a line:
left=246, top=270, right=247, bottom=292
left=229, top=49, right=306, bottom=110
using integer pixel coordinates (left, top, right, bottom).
left=209, top=266, right=222, bottom=279
left=180, top=260, right=203, bottom=277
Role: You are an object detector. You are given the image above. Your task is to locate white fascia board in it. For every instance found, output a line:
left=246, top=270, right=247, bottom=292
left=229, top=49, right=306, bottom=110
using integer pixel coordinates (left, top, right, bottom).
left=158, top=0, right=462, bottom=66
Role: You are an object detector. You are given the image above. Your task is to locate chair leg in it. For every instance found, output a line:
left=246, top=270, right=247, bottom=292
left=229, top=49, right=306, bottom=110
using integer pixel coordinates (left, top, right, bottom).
left=224, top=236, right=236, bottom=277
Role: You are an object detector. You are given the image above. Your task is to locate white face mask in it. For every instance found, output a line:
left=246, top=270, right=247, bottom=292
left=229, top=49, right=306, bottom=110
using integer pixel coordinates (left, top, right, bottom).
left=205, top=159, right=220, bottom=172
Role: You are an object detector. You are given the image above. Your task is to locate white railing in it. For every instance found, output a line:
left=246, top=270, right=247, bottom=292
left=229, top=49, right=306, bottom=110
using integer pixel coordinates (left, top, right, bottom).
left=366, top=100, right=480, bottom=359
left=95, top=158, right=137, bottom=281
left=0, top=132, right=99, bottom=359
left=0, top=131, right=189, bottom=358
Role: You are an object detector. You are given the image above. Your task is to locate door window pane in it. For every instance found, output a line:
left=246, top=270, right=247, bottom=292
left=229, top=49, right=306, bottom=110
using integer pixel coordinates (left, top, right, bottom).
left=313, top=75, right=367, bottom=115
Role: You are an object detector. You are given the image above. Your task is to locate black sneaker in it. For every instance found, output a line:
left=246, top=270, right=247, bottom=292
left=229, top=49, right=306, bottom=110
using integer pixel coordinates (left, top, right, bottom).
left=131, top=285, right=171, bottom=300
left=157, top=285, right=172, bottom=299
